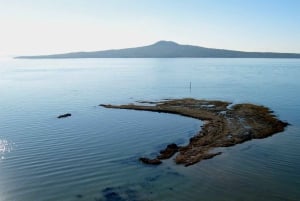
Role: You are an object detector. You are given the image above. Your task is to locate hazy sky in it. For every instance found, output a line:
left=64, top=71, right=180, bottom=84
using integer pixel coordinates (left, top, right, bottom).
left=1, top=0, right=300, bottom=56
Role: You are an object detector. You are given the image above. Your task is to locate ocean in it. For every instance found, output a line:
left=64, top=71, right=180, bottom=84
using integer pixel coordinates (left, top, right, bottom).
left=0, top=58, right=299, bottom=201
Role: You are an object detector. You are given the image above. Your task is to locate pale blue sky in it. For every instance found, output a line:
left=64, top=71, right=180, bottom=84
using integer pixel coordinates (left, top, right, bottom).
left=0, top=0, right=300, bottom=56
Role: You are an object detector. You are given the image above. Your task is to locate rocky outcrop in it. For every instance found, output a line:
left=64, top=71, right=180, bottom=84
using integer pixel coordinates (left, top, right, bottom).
left=57, top=113, right=72, bottom=118
left=139, top=143, right=179, bottom=165
left=101, top=98, right=289, bottom=166
left=157, top=143, right=179, bottom=159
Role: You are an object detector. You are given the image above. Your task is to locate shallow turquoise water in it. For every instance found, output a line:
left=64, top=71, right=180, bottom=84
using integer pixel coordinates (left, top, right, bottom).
left=0, top=58, right=299, bottom=201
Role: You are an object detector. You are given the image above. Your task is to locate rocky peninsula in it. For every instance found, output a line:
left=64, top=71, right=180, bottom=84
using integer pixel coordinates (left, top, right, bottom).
left=100, top=98, right=288, bottom=166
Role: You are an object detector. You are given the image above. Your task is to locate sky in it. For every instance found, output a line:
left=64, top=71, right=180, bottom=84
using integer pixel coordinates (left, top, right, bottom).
left=0, top=0, right=300, bottom=56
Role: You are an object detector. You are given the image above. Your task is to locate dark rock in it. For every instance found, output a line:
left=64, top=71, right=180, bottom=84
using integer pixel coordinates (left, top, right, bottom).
left=139, top=157, right=162, bottom=165
left=157, top=143, right=179, bottom=159
left=238, top=132, right=252, bottom=142
left=167, top=143, right=179, bottom=149
left=57, top=113, right=72, bottom=118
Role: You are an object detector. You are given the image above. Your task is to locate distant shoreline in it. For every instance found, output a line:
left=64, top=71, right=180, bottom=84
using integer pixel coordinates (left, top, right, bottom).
left=15, top=41, right=300, bottom=59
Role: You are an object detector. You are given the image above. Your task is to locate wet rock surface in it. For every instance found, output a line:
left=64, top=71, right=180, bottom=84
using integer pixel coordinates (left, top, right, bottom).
left=57, top=113, right=72, bottom=118
left=101, top=98, right=289, bottom=166
left=139, top=143, right=179, bottom=165
left=158, top=143, right=179, bottom=159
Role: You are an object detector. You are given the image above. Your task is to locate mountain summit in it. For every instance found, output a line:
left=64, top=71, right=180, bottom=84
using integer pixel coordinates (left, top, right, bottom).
left=16, top=41, right=300, bottom=59
left=152, top=40, right=179, bottom=46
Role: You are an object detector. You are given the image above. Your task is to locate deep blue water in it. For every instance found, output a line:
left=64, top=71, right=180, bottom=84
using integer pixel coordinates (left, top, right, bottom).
left=0, top=58, right=299, bottom=201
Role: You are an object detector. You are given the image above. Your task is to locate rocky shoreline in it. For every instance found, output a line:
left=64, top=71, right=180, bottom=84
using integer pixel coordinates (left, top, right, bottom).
left=100, top=98, right=288, bottom=166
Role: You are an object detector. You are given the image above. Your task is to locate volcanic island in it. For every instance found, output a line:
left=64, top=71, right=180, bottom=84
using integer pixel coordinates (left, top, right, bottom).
left=100, top=98, right=288, bottom=167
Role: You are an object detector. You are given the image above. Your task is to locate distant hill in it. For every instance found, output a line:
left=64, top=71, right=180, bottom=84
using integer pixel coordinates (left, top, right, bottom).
left=16, top=41, right=300, bottom=59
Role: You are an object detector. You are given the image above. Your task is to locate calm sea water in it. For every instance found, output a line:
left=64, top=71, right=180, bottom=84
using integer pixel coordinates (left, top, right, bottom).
left=0, top=58, right=299, bottom=201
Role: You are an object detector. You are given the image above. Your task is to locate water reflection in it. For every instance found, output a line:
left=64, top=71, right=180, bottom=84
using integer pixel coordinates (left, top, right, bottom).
left=0, top=138, right=12, bottom=160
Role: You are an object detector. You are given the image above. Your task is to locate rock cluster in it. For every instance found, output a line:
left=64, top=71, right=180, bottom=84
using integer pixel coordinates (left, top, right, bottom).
left=101, top=98, right=288, bottom=166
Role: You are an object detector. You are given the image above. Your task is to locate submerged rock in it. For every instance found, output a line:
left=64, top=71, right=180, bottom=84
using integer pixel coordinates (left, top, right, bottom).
left=75, top=194, right=83, bottom=198
left=139, top=157, right=162, bottom=165
left=57, top=113, right=71, bottom=118
left=101, top=186, right=140, bottom=201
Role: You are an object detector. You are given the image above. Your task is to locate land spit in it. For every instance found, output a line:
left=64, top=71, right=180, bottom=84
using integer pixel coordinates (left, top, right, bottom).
left=100, top=98, right=288, bottom=166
